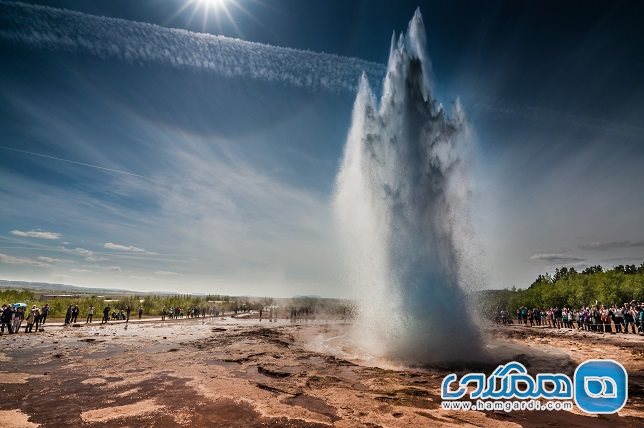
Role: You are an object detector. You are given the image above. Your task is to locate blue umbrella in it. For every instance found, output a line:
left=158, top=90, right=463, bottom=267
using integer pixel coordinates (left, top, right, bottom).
left=12, top=303, right=27, bottom=308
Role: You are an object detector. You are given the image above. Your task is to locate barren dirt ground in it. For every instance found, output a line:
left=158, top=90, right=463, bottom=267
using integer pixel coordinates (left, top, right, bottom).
left=0, top=316, right=642, bottom=427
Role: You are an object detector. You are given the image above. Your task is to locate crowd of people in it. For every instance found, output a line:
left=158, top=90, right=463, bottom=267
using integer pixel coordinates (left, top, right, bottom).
left=0, top=302, right=226, bottom=335
left=1, top=302, right=320, bottom=336
left=1, top=303, right=51, bottom=334
left=164, top=305, right=220, bottom=319
left=499, top=301, right=644, bottom=334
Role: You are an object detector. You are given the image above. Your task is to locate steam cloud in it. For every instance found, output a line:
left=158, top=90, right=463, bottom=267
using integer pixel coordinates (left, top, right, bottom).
left=334, top=10, right=481, bottom=363
left=0, top=1, right=385, bottom=94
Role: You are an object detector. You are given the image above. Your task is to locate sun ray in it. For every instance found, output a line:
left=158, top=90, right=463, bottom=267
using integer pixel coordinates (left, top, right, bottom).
left=169, top=0, right=250, bottom=37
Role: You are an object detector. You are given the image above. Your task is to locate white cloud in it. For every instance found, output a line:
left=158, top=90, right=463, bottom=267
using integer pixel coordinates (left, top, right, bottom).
left=0, top=55, right=345, bottom=296
left=0, top=253, right=51, bottom=268
left=155, top=270, right=178, bottom=275
left=129, top=275, right=153, bottom=280
left=109, top=266, right=121, bottom=272
left=0, top=1, right=385, bottom=95
left=579, top=240, right=644, bottom=251
left=37, top=256, right=73, bottom=264
left=530, top=253, right=585, bottom=264
left=104, top=242, right=146, bottom=252
left=60, top=247, right=108, bottom=262
left=11, top=229, right=61, bottom=240
left=70, top=268, right=92, bottom=273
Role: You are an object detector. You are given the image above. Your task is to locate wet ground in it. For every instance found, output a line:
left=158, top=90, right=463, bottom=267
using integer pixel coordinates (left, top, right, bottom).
left=0, top=317, right=642, bottom=427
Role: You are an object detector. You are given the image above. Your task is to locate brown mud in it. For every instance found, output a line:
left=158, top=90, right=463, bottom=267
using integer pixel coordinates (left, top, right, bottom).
left=0, top=317, right=642, bottom=427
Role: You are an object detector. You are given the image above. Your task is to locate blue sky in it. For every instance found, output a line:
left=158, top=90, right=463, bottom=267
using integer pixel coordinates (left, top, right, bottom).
left=1, top=0, right=643, bottom=295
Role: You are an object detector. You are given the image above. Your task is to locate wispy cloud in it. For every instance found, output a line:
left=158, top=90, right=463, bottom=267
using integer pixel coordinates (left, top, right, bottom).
left=470, top=101, right=644, bottom=139
left=129, top=275, right=153, bottom=280
left=155, top=270, right=178, bottom=275
left=600, top=256, right=644, bottom=263
left=0, top=1, right=385, bottom=94
left=579, top=240, right=644, bottom=251
left=60, top=246, right=108, bottom=262
left=0, top=253, right=51, bottom=267
left=109, top=266, right=121, bottom=272
left=530, top=253, right=585, bottom=264
left=11, top=229, right=61, bottom=240
left=0, top=146, right=144, bottom=178
left=70, top=268, right=92, bottom=273
left=104, top=242, right=147, bottom=253
left=37, top=256, right=73, bottom=264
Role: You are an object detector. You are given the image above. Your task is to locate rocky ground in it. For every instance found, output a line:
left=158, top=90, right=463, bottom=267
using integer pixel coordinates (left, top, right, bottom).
left=0, top=316, right=642, bottom=427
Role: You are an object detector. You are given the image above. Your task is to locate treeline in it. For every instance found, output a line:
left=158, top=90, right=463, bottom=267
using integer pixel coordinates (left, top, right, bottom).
left=478, top=262, right=644, bottom=317
left=0, top=290, right=253, bottom=318
left=0, top=289, right=353, bottom=319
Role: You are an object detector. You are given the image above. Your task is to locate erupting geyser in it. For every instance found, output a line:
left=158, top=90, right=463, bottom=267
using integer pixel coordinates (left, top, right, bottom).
left=334, top=9, right=482, bottom=363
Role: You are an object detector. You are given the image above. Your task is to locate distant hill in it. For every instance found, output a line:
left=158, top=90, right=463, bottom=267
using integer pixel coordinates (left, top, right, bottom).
left=0, top=279, right=172, bottom=296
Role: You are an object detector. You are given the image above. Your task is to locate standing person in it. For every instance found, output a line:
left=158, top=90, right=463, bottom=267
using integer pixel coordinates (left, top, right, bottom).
left=613, top=305, right=624, bottom=333
left=12, top=306, right=24, bottom=333
left=40, top=304, right=49, bottom=325
left=71, top=305, right=79, bottom=324
left=1, top=304, right=14, bottom=335
left=584, top=306, right=592, bottom=331
left=25, top=306, right=36, bottom=333
left=573, top=310, right=582, bottom=330
left=592, top=306, right=601, bottom=332
left=554, top=307, right=563, bottom=329
left=33, top=307, right=42, bottom=332
left=138, top=306, right=143, bottom=319
left=161, top=306, right=167, bottom=321
left=603, top=305, right=613, bottom=333
left=125, top=305, right=131, bottom=322
left=86, top=305, right=94, bottom=323
left=629, top=304, right=639, bottom=334
left=102, top=306, right=110, bottom=324
left=623, top=304, right=635, bottom=334
left=64, top=305, right=72, bottom=325
left=533, top=308, right=540, bottom=326
left=259, top=307, right=263, bottom=322
left=545, top=309, right=552, bottom=328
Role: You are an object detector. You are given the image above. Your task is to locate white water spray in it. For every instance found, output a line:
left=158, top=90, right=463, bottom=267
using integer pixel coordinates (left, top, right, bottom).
left=334, top=9, right=482, bottom=363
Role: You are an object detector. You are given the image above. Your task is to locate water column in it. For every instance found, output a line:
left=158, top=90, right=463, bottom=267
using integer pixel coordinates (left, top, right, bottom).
left=334, top=9, right=482, bottom=363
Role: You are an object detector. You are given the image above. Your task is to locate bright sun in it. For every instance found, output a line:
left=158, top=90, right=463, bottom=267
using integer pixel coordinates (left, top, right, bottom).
left=198, top=0, right=227, bottom=9
left=176, top=0, right=246, bottom=34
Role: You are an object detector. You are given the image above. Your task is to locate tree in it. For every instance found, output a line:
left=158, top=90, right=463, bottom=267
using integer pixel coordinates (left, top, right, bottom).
left=625, top=264, right=637, bottom=275
left=480, top=261, right=644, bottom=317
